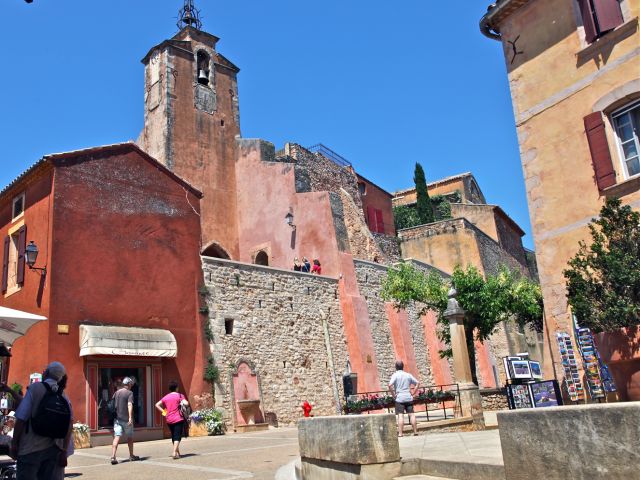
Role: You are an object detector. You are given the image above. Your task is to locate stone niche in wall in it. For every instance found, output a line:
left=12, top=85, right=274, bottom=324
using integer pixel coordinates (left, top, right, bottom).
left=229, top=360, right=268, bottom=432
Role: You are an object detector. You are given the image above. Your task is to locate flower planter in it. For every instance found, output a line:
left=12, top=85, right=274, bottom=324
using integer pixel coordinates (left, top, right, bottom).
left=189, top=421, right=209, bottom=437
left=73, top=429, right=91, bottom=449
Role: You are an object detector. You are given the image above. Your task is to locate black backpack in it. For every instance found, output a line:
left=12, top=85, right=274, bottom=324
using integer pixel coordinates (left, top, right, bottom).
left=106, top=394, right=117, bottom=422
left=30, top=382, right=72, bottom=439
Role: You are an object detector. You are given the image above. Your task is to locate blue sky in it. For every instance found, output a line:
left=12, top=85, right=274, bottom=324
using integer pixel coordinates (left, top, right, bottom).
left=0, top=1, right=532, bottom=248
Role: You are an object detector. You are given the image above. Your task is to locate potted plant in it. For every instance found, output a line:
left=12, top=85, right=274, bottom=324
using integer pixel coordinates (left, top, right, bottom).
left=72, top=422, right=91, bottom=449
left=189, top=408, right=226, bottom=436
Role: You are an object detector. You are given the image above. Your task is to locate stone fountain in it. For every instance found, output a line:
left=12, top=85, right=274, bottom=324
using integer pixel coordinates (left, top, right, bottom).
left=231, top=360, right=268, bottom=432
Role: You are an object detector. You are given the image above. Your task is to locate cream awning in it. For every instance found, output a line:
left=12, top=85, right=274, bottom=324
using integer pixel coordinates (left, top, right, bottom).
left=79, top=325, right=177, bottom=357
left=0, top=306, right=47, bottom=346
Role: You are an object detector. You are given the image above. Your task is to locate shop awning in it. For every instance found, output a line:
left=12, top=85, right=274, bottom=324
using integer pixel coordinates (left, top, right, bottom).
left=79, top=325, right=177, bottom=357
left=0, top=306, right=47, bottom=347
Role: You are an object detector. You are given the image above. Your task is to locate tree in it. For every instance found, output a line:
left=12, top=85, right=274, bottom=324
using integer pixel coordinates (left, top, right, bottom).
left=393, top=205, right=421, bottom=231
left=564, top=197, right=640, bottom=333
left=414, top=163, right=434, bottom=224
left=382, top=263, right=543, bottom=385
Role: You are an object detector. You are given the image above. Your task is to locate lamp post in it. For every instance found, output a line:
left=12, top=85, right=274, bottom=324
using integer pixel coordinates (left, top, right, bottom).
left=24, top=241, right=46, bottom=276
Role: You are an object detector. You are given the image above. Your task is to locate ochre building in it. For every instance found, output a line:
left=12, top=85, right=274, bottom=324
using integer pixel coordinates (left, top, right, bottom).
left=480, top=0, right=640, bottom=399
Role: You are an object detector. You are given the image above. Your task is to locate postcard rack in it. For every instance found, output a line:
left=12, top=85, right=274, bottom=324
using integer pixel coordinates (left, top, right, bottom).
left=556, top=332, right=584, bottom=402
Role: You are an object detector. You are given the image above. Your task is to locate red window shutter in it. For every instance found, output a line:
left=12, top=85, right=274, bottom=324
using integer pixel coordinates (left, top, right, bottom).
left=577, top=0, right=598, bottom=43
left=1, top=236, right=9, bottom=293
left=375, top=209, right=384, bottom=234
left=593, top=0, right=624, bottom=32
left=367, top=206, right=376, bottom=230
left=584, top=112, right=616, bottom=190
left=17, top=225, right=27, bottom=285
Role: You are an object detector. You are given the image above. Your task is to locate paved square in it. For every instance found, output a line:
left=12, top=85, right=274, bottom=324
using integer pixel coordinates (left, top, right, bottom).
left=66, top=429, right=300, bottom=480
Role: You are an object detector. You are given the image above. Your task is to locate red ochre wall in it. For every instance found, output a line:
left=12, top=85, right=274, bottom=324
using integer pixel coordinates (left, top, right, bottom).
left=1, top=166, right=54, bottom=384
left=594, top=328, right=640, bottom=401
left=235, top=139, right=343, bottom=276
left=421, top=311, right=454, bottom=386
left=384, top=304, right=419, bottom=378
left=7, top=149, right=208, bottom=424
left=358, top=176, right=395, bottom=236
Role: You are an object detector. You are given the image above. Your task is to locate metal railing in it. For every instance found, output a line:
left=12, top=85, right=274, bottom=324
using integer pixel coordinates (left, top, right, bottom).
left=307, top=143, right=352, bottom=168
left=343, top=383, right=462, bottom=421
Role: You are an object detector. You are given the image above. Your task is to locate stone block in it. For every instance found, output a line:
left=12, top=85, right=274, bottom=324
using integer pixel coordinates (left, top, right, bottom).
left=301, top=458, right=402, bottom=480
left=498, top=402, right=640, bottom=480
left=298, top=414, right=399, bottom=465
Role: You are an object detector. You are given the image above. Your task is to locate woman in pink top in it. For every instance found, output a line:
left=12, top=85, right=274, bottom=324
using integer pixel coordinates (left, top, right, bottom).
left=155, top=380, right=189, bottom=459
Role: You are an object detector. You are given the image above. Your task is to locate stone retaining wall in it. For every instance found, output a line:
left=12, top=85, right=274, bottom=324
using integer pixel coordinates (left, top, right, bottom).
left=480, top=388, right=509, bottom=411
left=202, top=257, right=349, bottom=427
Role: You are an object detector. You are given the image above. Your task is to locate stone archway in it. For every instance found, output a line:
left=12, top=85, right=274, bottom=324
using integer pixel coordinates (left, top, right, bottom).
left=201, top=242, right=231, bottom=259
left=254, top=250, right=269, bottom=266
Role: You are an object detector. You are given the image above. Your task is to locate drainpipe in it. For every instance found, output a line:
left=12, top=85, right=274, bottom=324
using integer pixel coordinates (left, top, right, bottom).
left=480, top=3, right=503, bottom=40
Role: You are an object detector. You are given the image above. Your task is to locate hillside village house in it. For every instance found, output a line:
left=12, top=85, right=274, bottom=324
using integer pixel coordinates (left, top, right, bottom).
left=0, top=143, right=207, bottom=442
left=480, top=0, right=640, bottom=400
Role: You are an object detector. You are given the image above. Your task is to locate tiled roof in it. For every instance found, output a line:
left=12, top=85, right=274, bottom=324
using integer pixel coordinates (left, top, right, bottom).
left=393, top=172, right=473, bottom=196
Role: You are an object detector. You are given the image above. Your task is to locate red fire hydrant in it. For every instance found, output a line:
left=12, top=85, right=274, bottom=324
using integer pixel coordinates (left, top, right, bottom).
left=302, top=400, right=313, bottom=417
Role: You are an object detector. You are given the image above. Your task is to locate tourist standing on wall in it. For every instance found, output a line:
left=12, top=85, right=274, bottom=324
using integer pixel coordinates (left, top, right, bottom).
left=311, top=259, right=321, bottom=275
left=293, top=257, right=302, bottom=271
left=110, top=377, right=139, bottom=465
left=155, top=381, right=190, bottom=459
left=388, top=360, right=419, bottom=437
left=301, top=257, right=311, bottom=272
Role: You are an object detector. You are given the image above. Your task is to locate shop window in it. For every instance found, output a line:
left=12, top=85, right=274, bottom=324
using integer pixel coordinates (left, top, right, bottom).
left=611, top=99, right=640, bottom=178
left=97, top=367, right=146, bottom=429
left=12, top=193, right=25, bottom=221
left=577, top=0, right=624, bottom=43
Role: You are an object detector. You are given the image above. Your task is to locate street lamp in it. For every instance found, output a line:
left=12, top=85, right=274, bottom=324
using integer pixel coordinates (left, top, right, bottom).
left=25, top=241, right=46, bottom=275
left=285, top=212, right=296, bottom=230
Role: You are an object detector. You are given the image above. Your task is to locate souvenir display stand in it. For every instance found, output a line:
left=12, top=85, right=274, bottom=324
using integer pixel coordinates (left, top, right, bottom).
left=503, top=354, right=563, bottom=410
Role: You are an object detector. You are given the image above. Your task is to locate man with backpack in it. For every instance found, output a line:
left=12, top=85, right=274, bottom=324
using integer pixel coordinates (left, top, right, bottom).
left=10, top=361, right=72, bottom=480
left=110, top=377, right=140, bottom=465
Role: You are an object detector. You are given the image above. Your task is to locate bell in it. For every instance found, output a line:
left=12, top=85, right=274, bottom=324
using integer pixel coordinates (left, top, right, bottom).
left=198, top=70, right=209, bottom=85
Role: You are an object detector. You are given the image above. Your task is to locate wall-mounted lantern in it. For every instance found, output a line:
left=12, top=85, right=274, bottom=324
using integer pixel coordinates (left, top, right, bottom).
left=25, top=241, right=46, bottom=276
left=285, top=212, right=296, bottom=230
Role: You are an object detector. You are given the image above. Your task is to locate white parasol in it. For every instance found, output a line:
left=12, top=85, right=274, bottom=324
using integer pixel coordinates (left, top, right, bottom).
left=0, top=306, right=47, bottom=347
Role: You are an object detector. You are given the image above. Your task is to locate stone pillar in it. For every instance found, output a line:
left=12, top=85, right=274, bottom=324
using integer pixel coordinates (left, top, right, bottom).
left=444, top=288, right=485, bottom=428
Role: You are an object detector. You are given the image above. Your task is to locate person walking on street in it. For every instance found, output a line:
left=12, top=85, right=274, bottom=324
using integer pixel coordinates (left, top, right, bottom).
left=388, top=360, right=419, bottom=437
left=10, top=361, right=73, bottom=480
left=155, top=380, right=190, bottom=459
left=110, top=377, right=140, bottom=465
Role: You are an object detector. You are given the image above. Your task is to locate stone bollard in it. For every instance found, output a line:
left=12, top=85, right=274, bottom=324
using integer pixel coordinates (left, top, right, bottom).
left=444, top=287, right=485, bottom=428
left=298, top=414, right=401, bottom=480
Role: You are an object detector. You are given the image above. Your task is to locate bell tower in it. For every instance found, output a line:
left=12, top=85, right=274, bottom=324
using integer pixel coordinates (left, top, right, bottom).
left=138, top=1, right=240, bottom=259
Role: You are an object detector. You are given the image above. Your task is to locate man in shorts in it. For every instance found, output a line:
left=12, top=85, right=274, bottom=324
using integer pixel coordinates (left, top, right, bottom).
left=111, top=377, right=140, bottom=465
left=388, top=360, right=419, bottom=437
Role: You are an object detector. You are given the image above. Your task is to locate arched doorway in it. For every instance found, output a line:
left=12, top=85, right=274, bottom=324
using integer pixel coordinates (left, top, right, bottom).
left=201, top=242, right=231, bottom=259
left=254, top=251, right=269, bottom=266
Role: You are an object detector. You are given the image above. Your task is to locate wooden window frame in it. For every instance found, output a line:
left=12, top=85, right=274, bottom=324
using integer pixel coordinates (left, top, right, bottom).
left=11, top=193, right=25, bottom=222
left=611, top=99, right=640, bottom=180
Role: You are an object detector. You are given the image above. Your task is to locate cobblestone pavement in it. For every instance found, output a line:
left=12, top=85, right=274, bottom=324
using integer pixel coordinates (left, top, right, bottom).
left=65, top=428, right=299, bottom=480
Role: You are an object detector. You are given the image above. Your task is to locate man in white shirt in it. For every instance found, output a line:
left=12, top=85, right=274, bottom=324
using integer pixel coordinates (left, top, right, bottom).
left=388, top=360, right=419, bottom=437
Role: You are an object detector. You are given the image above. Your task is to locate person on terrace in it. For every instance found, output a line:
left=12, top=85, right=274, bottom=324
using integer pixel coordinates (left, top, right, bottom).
left=388, top=360, right=419, bottom=437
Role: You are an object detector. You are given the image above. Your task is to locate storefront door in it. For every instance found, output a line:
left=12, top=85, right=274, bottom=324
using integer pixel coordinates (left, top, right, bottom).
left=86, top=359, right=162, bottom=432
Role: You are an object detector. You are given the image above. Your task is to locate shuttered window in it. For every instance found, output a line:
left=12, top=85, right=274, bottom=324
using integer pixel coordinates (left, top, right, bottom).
left=375, top=209, right=384, bottom=234
left=16, top=225, right=27, bottom=285
left=584, top=112, right=617, bottom=190
left=578, top=0, right=624, bottom=43
left=612, top=100, right=640, bottom=178
left=1, top=236, right=9, bottom=293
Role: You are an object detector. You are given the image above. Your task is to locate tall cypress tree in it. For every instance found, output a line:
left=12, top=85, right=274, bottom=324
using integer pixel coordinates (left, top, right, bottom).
left=414, top=162, right=434, bottom=224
